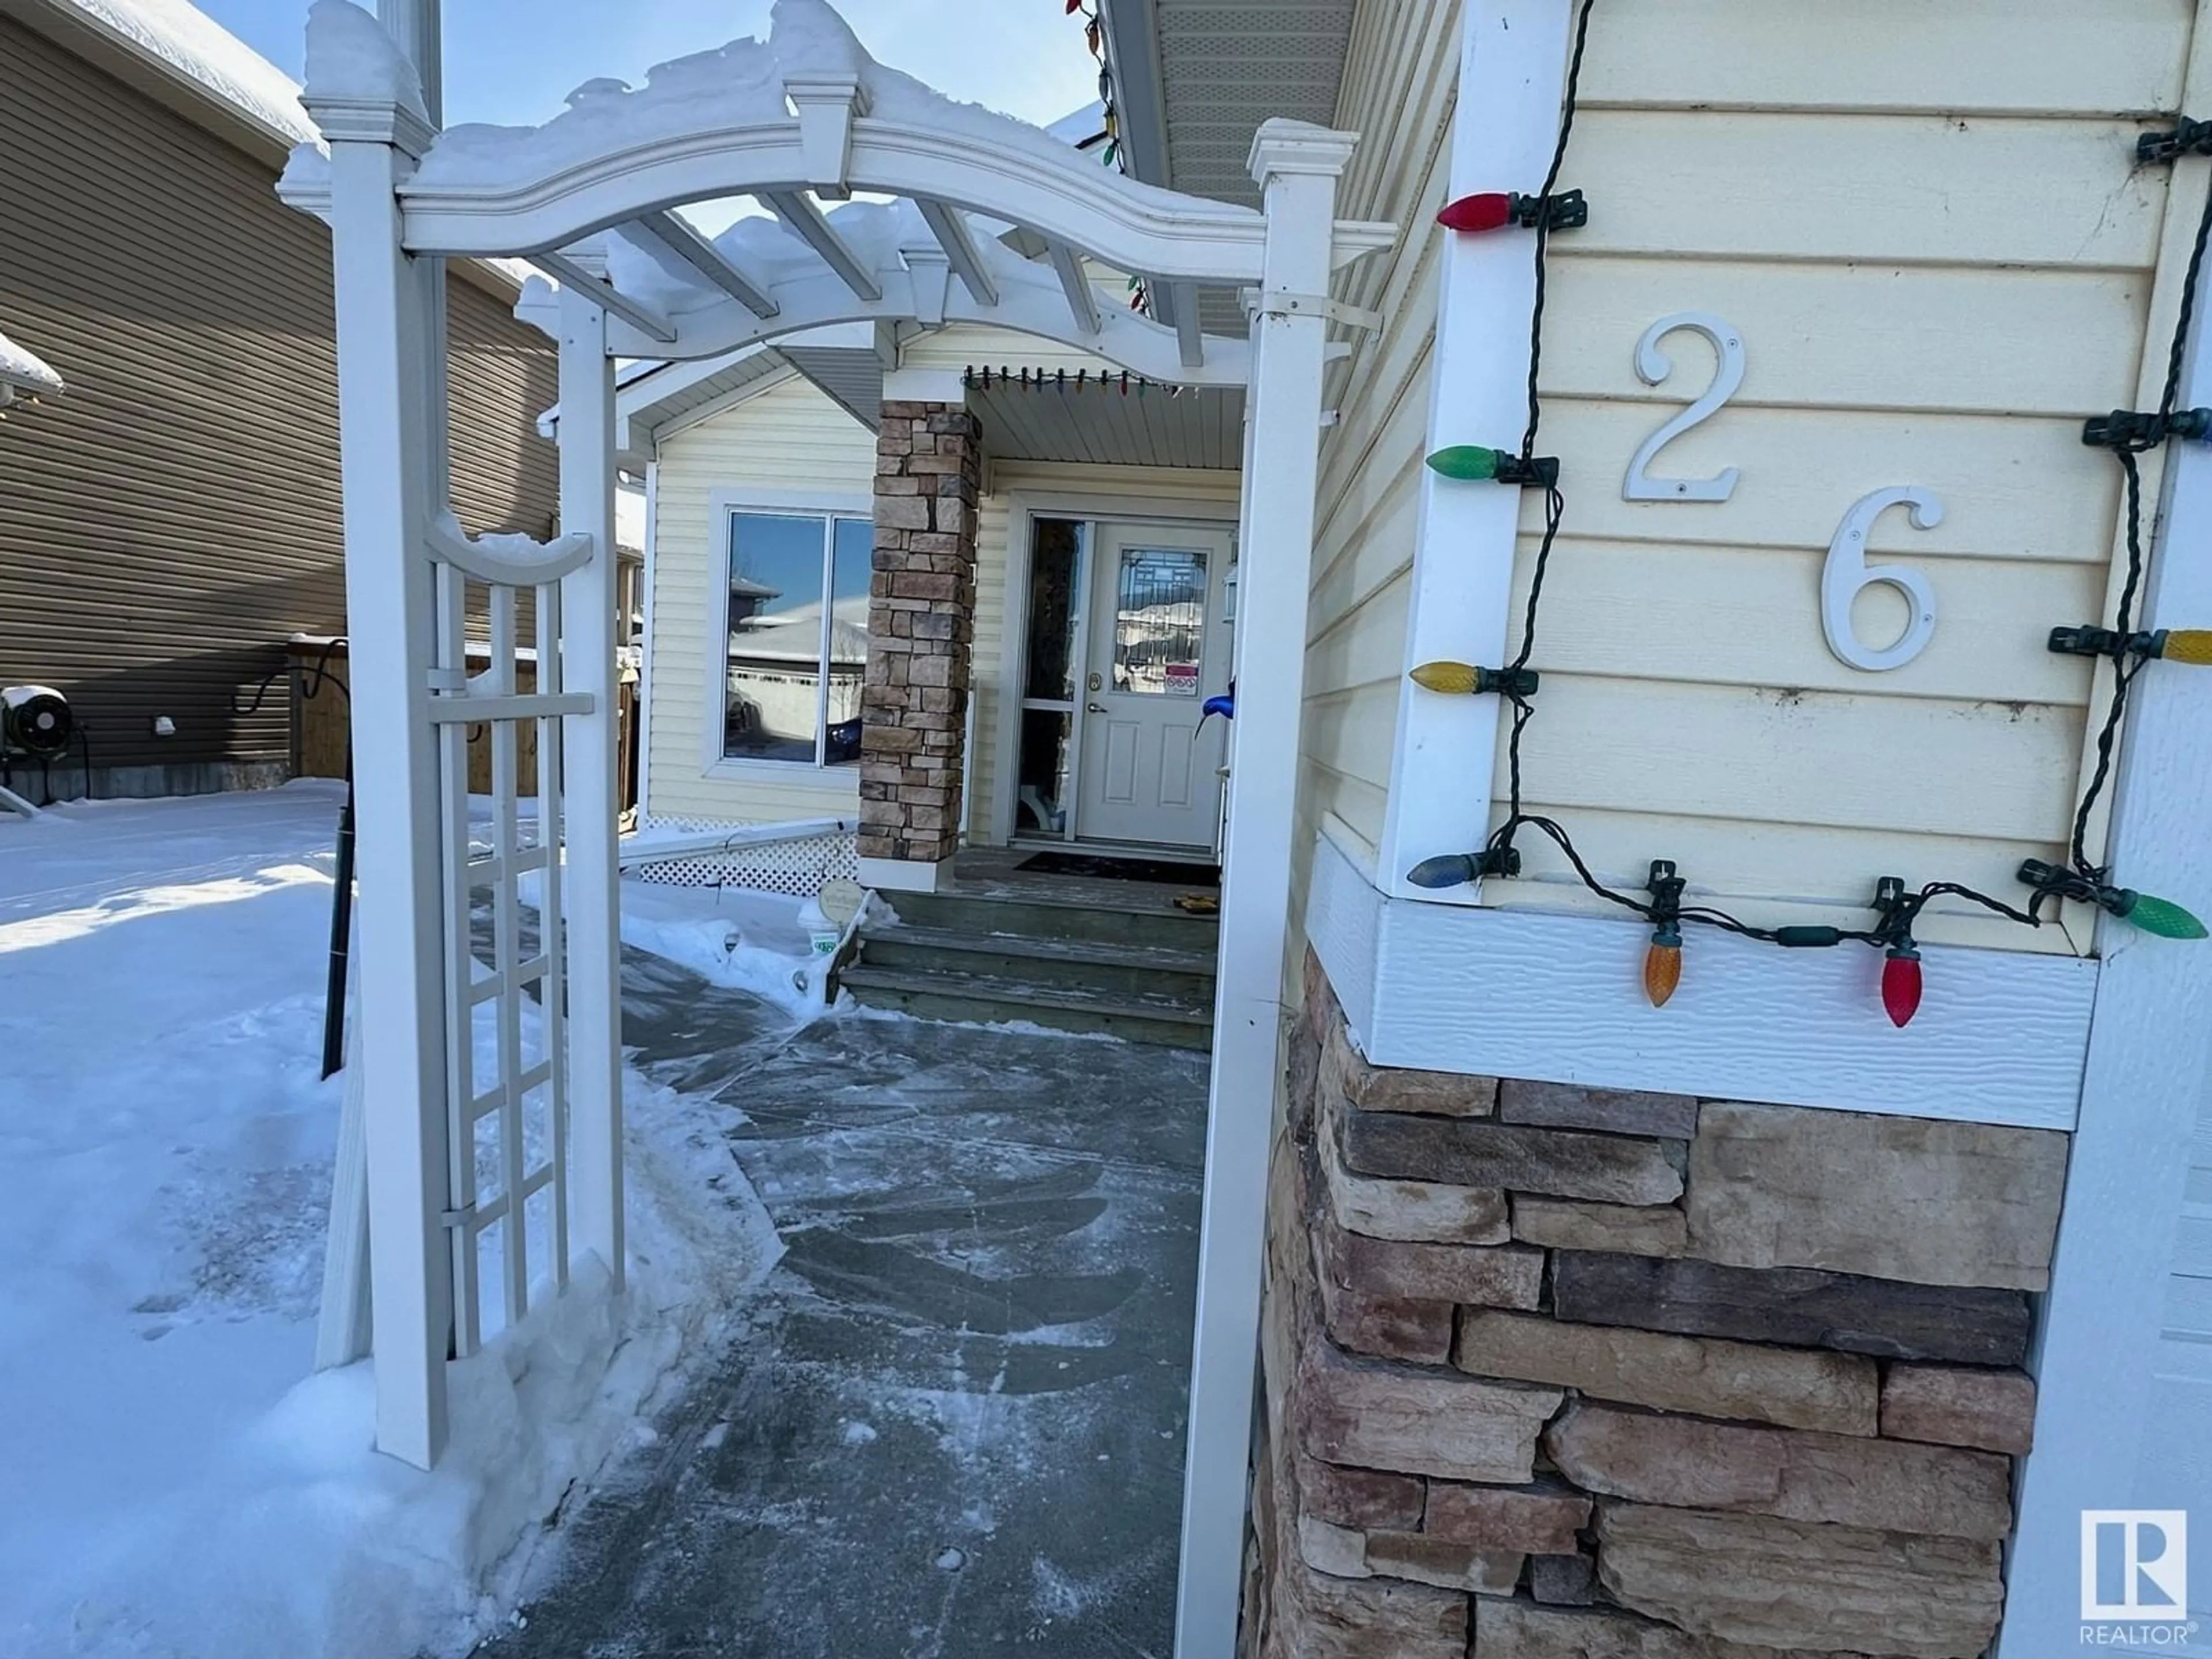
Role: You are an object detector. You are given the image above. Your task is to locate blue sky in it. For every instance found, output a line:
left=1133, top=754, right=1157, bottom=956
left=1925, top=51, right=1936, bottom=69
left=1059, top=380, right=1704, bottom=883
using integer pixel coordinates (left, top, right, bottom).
left=196, top=0, right=1104, bottom=133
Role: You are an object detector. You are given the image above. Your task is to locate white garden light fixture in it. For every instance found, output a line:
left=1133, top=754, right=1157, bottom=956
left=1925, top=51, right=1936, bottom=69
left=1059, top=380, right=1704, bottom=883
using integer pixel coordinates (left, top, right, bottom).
left=279, top=3, right=1389, bottom=1652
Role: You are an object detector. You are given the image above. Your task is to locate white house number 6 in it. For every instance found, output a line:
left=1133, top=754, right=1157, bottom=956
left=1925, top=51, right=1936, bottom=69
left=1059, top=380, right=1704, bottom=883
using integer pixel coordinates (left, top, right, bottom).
left=1821, top=486, right=1942, bottom=672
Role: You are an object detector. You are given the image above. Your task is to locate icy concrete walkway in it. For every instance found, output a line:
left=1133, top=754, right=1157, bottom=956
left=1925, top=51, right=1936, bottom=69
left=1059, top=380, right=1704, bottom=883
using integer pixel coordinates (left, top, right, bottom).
left=483, top=945, right=1210, bottom=1658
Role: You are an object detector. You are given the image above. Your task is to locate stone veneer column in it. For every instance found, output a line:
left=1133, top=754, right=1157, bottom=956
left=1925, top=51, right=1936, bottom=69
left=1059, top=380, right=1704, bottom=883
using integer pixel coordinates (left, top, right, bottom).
left=858, top=399, right=982, bottom=890
left=1245, top=946, right=2068, bottom=1659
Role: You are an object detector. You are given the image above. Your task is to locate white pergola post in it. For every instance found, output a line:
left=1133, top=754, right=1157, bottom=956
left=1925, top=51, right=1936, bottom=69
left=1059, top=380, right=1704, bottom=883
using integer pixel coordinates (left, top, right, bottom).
left=319, top=93, right=452, bottom=1471
left=374, top=0, right=448, bottom=502
left=1177, top=119, right=1355, bottom=1659
left=557, top=280, right=625, bottom=1289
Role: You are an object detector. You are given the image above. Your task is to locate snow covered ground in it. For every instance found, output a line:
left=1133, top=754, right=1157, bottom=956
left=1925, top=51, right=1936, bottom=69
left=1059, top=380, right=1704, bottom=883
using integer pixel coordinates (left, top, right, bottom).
left=0, top=784, right=789, bottom=1659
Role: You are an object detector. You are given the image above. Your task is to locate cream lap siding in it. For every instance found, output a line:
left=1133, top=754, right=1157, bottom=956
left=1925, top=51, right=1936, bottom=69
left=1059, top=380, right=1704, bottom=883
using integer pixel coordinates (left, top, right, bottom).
left=644, top=373, right=878, bottom=824
left=1456, top=0, right=2196, bottom=952
left=1293, top=0, right=1459, bottom=931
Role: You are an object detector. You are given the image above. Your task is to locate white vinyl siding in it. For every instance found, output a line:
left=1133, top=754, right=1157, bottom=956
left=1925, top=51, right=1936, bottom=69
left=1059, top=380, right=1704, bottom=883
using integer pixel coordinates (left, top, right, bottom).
left=1292, top=0, right=1459, bottom=932
left=1460, top=0, right=2194, bottom=951
left=643, top=373, right=877, bottom=824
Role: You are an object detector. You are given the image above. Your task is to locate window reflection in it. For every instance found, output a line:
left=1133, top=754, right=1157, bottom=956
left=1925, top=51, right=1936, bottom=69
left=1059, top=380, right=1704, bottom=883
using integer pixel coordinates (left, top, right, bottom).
left=825, top=518, right=872, bottom=766
left=1113, top=547, right=1207, bottom=697
left=724, top=512, right=870, bottom=765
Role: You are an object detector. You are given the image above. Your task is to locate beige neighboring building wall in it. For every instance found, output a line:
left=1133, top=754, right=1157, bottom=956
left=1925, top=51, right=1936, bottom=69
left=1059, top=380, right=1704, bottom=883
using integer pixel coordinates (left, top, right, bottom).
left=0, top=3, right=559, bottom=796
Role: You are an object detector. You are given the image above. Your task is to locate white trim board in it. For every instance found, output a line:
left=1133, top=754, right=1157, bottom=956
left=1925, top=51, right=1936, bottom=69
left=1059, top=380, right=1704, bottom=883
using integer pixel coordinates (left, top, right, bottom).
left=1998, top=84, right=2212, bottom=1650
left=1375, top=0, right=1574, bottom=903
left=1308, top=820, right=2096, bottom=1131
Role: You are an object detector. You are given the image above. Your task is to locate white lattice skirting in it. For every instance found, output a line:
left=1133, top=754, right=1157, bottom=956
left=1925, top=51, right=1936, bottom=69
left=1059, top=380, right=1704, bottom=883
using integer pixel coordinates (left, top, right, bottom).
left=627, top=817, right=860, bottom=897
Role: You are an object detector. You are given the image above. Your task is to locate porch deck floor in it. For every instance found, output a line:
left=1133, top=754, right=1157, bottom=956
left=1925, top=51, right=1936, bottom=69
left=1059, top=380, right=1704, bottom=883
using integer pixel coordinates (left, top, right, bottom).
left=478, top=940, right=1209, bottom=1659
left=941, top=846, right=1218, bottom=918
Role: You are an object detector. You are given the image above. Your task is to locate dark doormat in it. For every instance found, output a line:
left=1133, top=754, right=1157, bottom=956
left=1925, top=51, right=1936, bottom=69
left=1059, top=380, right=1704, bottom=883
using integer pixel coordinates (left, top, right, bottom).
left=1016, top=850, right=1223, bottom=886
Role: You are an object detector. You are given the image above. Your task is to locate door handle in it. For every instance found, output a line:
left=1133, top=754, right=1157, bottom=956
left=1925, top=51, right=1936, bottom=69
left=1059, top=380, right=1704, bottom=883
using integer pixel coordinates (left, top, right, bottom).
left=1086, top=702, right=1107, bottom=713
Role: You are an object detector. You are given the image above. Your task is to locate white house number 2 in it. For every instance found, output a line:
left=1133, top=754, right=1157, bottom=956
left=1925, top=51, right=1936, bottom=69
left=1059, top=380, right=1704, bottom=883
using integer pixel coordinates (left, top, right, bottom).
left=1622, top=312, right=1941, bottom=672
left=1623, top=312, right=1744, bottom=502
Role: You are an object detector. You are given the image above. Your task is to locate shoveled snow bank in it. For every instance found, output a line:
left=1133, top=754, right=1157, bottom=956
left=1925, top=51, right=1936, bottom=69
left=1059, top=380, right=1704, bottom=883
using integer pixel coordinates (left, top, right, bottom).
left=568, top=874, right=885, bottom=1021
left=0, top=785, right=781, bottom=1659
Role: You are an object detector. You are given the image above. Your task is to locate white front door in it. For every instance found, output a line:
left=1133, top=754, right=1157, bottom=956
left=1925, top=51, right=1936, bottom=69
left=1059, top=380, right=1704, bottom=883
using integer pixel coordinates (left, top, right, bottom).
left=1074, top=522, right=1234, bottom=850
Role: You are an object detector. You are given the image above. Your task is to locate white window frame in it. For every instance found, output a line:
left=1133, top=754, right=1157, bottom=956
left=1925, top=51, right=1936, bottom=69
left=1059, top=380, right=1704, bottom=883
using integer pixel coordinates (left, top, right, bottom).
left=702, top=486, right=876, bottom=782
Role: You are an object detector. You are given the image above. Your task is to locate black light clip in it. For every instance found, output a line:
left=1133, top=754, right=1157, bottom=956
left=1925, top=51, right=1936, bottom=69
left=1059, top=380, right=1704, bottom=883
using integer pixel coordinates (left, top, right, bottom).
left=1509, top=189, right=1589, bottom=232
left=2139, top=117, right=2212, bottom=165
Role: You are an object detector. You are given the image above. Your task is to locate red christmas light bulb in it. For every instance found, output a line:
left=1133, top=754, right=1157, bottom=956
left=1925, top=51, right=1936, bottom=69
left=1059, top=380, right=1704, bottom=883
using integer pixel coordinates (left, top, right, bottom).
left=1881, top=945, right=1923, bottom=1028
left=1437, top=192, right=1518, bottom=234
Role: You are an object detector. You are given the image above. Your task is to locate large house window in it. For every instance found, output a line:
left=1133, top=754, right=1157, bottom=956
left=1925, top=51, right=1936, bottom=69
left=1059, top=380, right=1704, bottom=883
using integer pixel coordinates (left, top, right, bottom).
left=723, top=509, right=873, bottom=767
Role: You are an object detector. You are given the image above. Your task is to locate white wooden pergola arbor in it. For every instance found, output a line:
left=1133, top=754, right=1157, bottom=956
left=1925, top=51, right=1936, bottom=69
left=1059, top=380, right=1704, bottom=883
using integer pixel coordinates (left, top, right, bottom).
left=280, top=2, right=1389, bottom=1650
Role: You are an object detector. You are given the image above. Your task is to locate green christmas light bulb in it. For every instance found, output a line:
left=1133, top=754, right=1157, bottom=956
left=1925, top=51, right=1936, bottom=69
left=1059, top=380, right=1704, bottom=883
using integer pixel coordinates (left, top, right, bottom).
left=2113, top=889, right=2210, bottom=939
left=1426, top=445, right=1508, bottom=482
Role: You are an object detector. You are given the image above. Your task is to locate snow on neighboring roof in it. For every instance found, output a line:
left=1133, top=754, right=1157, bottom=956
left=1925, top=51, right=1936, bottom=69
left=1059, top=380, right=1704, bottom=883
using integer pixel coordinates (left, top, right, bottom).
left=51, top=0, right=321, bottom=150
left=0, top=328, right=65, bottom=397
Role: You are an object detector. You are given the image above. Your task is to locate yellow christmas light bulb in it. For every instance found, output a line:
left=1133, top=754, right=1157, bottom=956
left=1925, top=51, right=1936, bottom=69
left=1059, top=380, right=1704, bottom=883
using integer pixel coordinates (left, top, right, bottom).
left=2160, top=628, right=2212, bottom=665
left=1410, top=661, right=1479, bottom=695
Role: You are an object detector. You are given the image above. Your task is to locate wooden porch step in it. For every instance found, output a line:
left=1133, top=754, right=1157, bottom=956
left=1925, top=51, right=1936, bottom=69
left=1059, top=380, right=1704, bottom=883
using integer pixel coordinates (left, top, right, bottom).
left=856, top=923, right=1217, bottom=1001
left=883, top=887, right=1219, bottom=951
left=837, top=963, right=1214, bottom=1050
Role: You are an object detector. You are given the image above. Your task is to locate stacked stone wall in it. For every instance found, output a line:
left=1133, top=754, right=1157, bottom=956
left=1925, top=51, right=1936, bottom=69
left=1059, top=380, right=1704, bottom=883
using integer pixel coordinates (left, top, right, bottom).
left=1249, top=950, right=2067, bottom=1659
left=858, top=400, right=982, bottom=868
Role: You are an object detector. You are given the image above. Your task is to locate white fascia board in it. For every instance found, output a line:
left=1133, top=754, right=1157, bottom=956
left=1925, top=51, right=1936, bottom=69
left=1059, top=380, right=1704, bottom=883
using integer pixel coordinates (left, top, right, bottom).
left=1309, top=821, right=2095, bottom=1132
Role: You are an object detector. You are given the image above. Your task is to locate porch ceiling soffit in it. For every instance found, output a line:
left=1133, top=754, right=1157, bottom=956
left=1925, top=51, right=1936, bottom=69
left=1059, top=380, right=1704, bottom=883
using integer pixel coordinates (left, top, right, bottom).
left=1099, top=0, right=1358, bottom=337
left=967, top=379, right=1244, bottom=472
left=278, top=0, right=1392, bottom=384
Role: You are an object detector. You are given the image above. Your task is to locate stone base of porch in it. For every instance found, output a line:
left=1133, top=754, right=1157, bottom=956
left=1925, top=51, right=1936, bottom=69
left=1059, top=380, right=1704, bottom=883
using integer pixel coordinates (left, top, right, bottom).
left=1243, top=948, right=2066, bottom=1659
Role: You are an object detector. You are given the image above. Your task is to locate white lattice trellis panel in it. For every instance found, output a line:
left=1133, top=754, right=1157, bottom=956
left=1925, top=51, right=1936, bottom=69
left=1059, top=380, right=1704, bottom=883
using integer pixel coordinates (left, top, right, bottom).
left=630, top=816, right=859, bottom=897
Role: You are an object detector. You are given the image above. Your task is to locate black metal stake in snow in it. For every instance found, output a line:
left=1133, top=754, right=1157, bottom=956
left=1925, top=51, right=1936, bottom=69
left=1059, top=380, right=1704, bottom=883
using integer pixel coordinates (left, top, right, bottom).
left=321, top=765, right=355, bottom=1080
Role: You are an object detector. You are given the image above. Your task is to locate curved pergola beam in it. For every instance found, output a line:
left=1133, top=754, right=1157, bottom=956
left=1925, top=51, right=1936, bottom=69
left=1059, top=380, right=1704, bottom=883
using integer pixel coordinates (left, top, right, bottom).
left=518, top=260, right=1255, bottom=386
left=380, top=121, right=1392, bottom=283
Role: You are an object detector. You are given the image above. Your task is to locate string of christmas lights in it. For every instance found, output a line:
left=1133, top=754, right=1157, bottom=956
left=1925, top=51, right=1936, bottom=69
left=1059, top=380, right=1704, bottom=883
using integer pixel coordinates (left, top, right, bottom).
left=1065, top=0, right=1148, bottom=310
left=1409, top=0, right=2212, bottom=1025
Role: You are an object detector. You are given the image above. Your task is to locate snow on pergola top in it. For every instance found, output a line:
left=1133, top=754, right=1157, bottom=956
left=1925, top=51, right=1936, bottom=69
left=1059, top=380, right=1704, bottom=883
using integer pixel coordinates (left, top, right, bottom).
left=297, top=0, right=1204, bottom=219
left=0, top=328, right=64, bottom=400
left=281, top=0, right=1391, bottom=380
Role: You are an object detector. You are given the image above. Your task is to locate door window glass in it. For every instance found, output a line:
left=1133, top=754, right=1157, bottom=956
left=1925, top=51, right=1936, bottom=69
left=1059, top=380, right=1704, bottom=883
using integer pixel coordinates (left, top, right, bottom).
left=1015, top=709, right=1074, bottom=835
left=1112, top=547, right=1206, bottom=697
left=1025, top=518, right=1086, bottom=702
